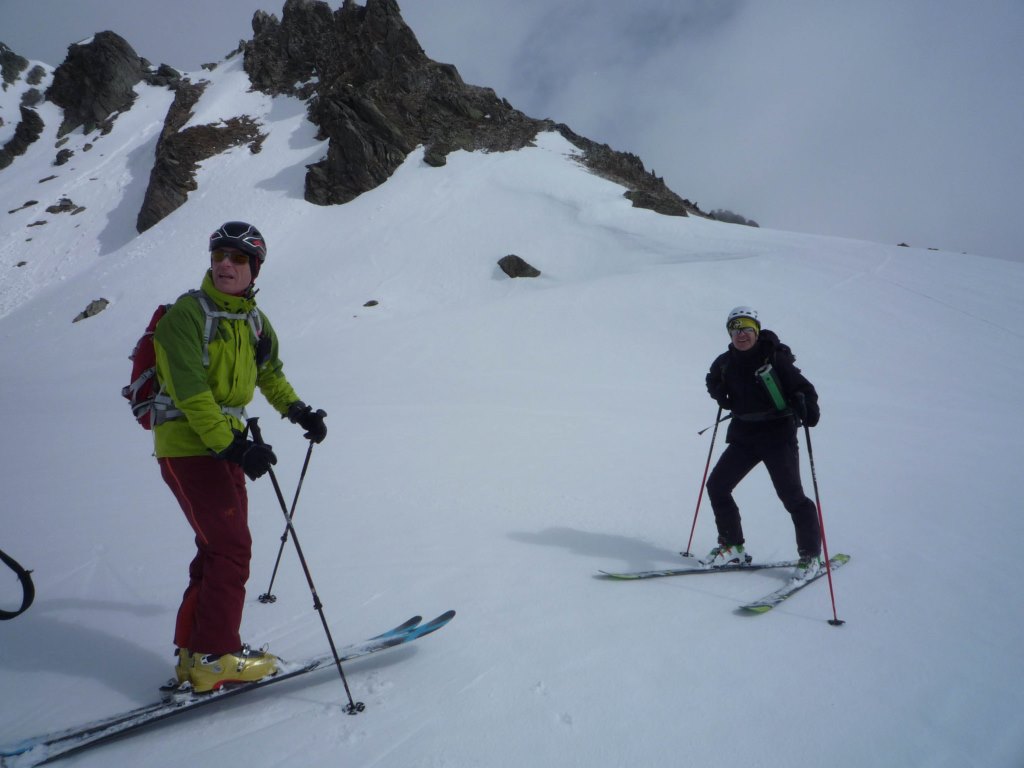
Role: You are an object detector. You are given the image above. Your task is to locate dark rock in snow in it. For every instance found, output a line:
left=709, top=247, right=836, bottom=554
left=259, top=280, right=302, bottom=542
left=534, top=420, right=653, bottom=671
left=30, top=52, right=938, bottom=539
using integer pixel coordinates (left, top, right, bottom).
left=46, top=31, right=145, bottom=137
left=3, top=0, right=706, bottom=230
left=0, top=42, right=29, bottom=86
left=0, top=106, right=45, bottom=170
left=244, top=0, right=556, bottom=205
left=72, top=298, right=110, bottom=322
left=136, top=82, right=266, bottom=232
left=498, top=255, right=541, bottom=279
left=240, top=0, right=704, bottom=217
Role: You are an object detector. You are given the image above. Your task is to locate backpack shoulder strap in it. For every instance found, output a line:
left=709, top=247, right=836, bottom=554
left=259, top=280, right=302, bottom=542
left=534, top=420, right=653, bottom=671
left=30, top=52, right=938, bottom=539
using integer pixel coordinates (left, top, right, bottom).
left=186, top=290, right=262, bottom=366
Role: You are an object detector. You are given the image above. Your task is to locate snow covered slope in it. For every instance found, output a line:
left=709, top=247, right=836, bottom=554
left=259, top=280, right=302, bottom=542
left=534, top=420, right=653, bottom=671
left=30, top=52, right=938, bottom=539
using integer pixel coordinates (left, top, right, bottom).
left=1, top=50, right=1023, bottom=768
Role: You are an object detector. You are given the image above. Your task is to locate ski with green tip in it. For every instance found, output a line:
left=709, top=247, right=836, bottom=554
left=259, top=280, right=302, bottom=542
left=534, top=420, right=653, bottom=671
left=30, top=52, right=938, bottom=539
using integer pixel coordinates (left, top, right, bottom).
left=740, top=554, right=850, bottom=613
left=1, top=610, right=455, bottom=767
left=598, top=559, right=801, bottom=580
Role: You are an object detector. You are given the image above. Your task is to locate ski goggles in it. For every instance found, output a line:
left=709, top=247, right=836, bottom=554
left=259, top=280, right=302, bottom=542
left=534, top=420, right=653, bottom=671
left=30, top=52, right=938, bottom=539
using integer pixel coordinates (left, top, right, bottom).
left=211, top=249, right=251, bottom=265
left=729, top=324, right=758, bottom=337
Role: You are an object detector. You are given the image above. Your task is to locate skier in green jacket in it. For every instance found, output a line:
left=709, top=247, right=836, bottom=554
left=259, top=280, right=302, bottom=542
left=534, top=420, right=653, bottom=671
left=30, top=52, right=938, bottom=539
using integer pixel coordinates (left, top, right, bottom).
left=154, top=221, right=327, bottom=693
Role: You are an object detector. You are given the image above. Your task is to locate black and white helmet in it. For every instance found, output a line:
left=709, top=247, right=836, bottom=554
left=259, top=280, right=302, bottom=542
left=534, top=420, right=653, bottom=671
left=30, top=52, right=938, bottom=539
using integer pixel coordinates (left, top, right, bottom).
left=726, top=306, right=760, bottom=333
left=209, top=221, right=267, bottom=263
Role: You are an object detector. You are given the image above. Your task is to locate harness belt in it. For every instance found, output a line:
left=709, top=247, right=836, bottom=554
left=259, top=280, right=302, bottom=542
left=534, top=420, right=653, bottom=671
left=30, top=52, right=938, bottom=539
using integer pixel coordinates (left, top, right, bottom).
left=150, top=393, right=248, bottom=427
left=733, top=409, right=793, bottom=422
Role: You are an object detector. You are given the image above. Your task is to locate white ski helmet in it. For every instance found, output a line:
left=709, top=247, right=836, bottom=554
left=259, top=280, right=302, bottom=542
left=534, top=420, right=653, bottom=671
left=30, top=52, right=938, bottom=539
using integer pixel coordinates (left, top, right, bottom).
left=726, top=306, right=760, bottom=333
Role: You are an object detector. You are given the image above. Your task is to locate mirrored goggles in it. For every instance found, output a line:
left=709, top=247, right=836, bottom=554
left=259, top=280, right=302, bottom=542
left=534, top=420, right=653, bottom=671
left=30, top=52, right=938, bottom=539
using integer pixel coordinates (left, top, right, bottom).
left=729, top=325, right=758, bottom=337
left=211, top=249, right=250, bottom=265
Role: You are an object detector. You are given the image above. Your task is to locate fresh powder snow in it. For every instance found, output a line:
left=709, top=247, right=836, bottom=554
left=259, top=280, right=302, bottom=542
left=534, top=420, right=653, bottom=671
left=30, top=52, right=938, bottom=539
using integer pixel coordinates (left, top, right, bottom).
left=1, top=51, right=1023, bottom=768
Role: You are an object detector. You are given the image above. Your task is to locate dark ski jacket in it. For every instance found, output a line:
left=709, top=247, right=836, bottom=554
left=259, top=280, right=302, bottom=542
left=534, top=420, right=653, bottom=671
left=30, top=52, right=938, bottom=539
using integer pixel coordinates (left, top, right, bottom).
left=706, top=329, right=819, bottom=445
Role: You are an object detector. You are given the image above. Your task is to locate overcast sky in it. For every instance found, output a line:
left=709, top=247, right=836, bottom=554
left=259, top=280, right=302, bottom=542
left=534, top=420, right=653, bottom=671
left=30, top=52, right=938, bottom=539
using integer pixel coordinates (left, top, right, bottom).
left=3, top=0, right=1022, bottom=262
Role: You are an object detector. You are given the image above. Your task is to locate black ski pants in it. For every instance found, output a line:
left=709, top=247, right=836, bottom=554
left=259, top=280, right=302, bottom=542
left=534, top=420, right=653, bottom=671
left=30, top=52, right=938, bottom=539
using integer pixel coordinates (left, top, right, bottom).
left=706, top=437, right=821, bottom=558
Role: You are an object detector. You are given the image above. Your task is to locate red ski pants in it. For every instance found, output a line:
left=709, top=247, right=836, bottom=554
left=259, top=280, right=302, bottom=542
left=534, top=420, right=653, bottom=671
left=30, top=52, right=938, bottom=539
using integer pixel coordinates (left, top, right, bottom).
left=159, top=456, right=251, bottom=655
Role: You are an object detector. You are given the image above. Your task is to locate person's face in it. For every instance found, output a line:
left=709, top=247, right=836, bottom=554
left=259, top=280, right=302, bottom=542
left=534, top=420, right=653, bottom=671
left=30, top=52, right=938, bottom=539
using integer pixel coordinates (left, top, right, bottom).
left=730, top=326, right=757, bottom=351
left=211, top=248, right=253, bottom=295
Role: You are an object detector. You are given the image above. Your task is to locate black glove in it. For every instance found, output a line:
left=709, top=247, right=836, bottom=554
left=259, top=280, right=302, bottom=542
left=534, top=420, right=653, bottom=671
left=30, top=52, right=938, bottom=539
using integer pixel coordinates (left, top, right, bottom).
left=287, top=402, right=328, bottom=444
left=805, top=399, right=820, bottom=428
left=217, top=430, right=277, bottom=480
left=792, top=392, right=820, bottom=428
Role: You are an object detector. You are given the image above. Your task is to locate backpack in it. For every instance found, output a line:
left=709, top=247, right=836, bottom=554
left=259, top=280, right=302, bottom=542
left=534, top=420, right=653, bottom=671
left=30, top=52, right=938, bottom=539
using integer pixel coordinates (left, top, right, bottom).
left=123, top=290, right=265, bottom=430
left=123, top=303, right=171, bottom=429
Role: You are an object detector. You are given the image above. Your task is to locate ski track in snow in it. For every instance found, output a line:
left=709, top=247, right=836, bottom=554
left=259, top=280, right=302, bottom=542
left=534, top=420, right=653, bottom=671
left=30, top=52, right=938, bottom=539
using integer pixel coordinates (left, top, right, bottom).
left=1, top=49, right=1023, bottom=768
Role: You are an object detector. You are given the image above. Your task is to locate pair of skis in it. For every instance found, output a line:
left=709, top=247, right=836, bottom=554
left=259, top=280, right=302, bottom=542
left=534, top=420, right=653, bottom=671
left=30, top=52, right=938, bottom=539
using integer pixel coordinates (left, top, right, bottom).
left=599, top=554, right=850, bottom=613
left=1, top=610, right=455, bottom=768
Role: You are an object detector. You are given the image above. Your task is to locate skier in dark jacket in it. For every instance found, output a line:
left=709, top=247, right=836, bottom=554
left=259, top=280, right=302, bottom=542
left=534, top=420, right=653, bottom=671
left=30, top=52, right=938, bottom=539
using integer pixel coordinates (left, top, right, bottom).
left=703, top=306, right=823, bottom=579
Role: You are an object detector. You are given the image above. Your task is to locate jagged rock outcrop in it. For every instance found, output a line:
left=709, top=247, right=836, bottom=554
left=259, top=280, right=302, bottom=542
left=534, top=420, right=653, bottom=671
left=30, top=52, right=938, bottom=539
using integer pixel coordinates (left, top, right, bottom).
left=45, top=31, right=145, bottom=137
left=5, top=1, right=705, bottom=230
left=1, top=42, right=29, bottom=86
left=143, top=63, right=184, bottom=89
left=0, top=106, right=44, bottom=170
left=25, top=64, right=46, bottom=86
left=238, top=0, right=703, bottom=217
left=0, top=44, right=44, bottom=170
left=136, top=82, right=265, bottom=232
left=554, top=125, right=701, bottom=217
left=244, top=0, right=545, bottom=205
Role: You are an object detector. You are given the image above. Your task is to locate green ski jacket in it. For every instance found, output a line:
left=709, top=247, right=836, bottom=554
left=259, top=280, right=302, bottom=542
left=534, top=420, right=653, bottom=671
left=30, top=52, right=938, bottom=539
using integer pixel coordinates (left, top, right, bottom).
left=153, top=272, right=300, bottom=458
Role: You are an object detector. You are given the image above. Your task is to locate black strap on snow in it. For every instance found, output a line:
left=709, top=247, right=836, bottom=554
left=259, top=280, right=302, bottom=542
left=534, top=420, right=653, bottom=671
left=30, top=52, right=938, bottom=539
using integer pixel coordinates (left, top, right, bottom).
left=0, top=547, right=35, bottom=620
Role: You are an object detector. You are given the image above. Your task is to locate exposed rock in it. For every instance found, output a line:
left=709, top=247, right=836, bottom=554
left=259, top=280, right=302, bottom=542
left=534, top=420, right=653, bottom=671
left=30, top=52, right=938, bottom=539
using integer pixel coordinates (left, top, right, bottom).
left=136, top=81, right=266, bottom=232
left=246, top=0, right=337, bottom=93
left=20, top=88, right=43, bottom=108
left=0, top=106, right=45, bottom=170
left=16, top=1, right=702, bottom=229
left=45, top=31, right=145, bottom=137
left=25, top=65, right=46, bottom=86
left=143, top=63, right=183, bottom=89
left=45, top=197, right=85, bottom=215
left=72, top=298, right=109, bottom=322
left=498, top=254, right=541, bottom=278
left=244, top=0, right=546, bottom=205
left=1, top=42, right=29, bottom=86
left=710, top=209, right=759, bottom=227
left=238, top=0, right=701, bottom=218
left=555, top=124, right=702, bottom=218
left=54, top=148, right=74, bottom=166
left=7, top=200, right=38, bottom=213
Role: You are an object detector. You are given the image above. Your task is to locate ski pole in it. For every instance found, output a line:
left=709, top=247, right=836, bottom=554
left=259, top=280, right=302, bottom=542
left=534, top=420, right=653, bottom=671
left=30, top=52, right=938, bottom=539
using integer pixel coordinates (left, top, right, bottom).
left=258, top=439, right=315, bottom=604
left=248, top=418, right=365, bottom=714
left=682, top=406, right=722, bottom=557
left=697, top=413, right=731, bottom=436
left=802, top=421, right=844, bottom=626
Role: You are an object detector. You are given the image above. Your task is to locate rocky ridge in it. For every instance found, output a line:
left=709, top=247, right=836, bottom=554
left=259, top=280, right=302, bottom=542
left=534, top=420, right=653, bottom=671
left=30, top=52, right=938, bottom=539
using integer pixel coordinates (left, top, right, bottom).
left=1, top=0, right=706, bottom=234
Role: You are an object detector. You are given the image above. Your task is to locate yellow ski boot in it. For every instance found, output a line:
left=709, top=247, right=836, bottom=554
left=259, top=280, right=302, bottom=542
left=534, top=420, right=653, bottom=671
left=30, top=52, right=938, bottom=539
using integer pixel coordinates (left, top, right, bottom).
left=190, top=645, right=279, bottom=693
